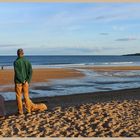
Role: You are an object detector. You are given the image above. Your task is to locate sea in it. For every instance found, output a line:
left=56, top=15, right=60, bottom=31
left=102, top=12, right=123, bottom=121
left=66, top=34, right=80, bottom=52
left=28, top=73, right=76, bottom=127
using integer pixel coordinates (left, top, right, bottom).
left=0, top=55, right=140, bottom=101
left=1, top=55, right=140, bottom=67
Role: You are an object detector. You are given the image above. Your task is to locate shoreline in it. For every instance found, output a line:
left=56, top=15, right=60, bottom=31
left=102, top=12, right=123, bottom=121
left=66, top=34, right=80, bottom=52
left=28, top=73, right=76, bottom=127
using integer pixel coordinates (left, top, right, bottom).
left=0, top=68, right=84, bottom=92
left=1, top=65, right=140, bottom=100
left=1, top=65, right=140, bottom=91
left=0, top=68, right=84, bottom=86
left=78, top=65, right=140, bottom=71
left=5, top=87, right=140, bottom=115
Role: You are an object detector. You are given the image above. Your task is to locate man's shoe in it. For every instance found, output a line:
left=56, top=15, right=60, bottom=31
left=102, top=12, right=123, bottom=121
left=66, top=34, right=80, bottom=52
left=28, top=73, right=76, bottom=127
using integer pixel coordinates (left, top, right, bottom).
left=17, top=112, right=24, bottom=117
left=26, top=111, right=31, bottom=115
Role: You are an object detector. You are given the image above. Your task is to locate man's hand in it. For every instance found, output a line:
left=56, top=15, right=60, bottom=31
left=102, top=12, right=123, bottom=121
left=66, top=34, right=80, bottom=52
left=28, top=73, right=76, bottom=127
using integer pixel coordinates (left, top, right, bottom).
left=23, top=80, right=27, bottom=84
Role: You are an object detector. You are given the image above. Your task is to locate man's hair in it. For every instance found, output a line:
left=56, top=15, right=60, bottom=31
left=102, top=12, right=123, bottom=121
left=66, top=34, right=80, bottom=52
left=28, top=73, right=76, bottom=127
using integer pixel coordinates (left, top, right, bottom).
left=17, top=48, right=24, bottom=56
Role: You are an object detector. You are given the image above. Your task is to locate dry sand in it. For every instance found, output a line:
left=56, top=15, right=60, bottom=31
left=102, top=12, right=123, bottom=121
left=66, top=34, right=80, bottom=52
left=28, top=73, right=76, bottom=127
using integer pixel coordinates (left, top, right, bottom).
left=1, top=88, right=140, bottom=137
left=1, top=101, right=140, bottom=137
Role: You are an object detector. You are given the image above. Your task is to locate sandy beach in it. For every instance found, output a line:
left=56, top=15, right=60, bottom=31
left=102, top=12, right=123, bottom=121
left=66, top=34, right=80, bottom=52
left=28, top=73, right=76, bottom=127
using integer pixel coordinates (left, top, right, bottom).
left=0, top=88, right=140, bottom=137
left=1, top=66, right=140, bottom=137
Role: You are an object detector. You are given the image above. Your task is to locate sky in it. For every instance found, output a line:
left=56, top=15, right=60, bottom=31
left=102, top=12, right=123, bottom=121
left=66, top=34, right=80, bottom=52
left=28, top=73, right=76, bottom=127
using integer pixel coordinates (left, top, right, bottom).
left=0, top=3, right=140, bottom=55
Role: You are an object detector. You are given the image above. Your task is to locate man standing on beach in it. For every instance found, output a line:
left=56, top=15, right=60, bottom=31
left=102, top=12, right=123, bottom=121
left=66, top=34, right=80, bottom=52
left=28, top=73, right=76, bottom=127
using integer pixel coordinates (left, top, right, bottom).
left=14, top=49, right=47, bottom=115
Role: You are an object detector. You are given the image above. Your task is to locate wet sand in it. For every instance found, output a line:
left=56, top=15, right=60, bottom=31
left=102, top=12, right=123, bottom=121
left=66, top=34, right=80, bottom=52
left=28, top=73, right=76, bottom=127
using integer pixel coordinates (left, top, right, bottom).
left=1, top=66, right=140, bottom=86
left=0, top=68, right=84, bottom=85
left=80, top=65, right=140, bottom=71
left=0, top=68, right=84, bottom=92
left=1, top=88, right=140, bottom=137
left=1, top=66, right=140, bottom=93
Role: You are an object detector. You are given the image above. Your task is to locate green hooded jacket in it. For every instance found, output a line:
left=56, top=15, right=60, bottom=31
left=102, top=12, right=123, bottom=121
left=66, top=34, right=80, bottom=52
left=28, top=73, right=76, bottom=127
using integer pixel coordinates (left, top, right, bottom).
left=14, top=57, right=32, bottom=84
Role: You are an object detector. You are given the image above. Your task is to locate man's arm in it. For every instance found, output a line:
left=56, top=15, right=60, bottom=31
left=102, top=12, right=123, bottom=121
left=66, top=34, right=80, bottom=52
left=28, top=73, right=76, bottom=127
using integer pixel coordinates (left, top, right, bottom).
left=25, top=61, right=32, bottom=83
left=14, top=62, right=24, bottom=83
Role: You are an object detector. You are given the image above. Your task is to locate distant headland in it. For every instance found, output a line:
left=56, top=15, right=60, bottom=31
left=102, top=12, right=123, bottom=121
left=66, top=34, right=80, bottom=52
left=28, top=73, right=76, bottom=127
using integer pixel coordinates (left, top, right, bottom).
left=123, top=53, right=140, bottom=56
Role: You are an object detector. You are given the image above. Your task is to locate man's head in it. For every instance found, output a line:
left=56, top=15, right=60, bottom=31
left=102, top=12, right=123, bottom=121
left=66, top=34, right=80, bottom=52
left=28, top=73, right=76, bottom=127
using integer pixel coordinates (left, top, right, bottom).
left=17, top=48, right=24, bottom=58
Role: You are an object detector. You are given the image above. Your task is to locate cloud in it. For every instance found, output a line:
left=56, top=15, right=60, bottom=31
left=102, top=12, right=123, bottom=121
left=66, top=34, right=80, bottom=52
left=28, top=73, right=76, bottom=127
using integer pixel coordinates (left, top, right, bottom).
left=94, top=14, right=130, bottom=22
left=37, top=45, right=104, bottom=55
left=95, top=14, right=126, bottom=22
left=115, top=37, right=139, bottom=41
left=0, top=44, right=26, bottom=48
left=100, top=33, right=109, bottom=35
left=95, top=15, right=119, bottom=21
left=93, top=4, right=140, bottom=23
left=34, top=4, right=140, bottom=26
left=0, top=3, right=140, bottom=55
left=112, top=25, right=126, bottom=31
